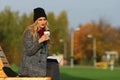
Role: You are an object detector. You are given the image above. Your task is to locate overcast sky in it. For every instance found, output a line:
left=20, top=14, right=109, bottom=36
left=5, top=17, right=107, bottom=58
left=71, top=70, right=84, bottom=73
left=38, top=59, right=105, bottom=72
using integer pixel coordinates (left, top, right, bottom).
left=0, top=0, right=120, bottom=28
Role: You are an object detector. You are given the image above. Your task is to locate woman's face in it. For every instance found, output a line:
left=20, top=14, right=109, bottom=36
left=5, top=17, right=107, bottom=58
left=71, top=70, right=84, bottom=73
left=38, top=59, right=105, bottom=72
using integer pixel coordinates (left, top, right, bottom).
left=37, top=17, right=47, bottom=29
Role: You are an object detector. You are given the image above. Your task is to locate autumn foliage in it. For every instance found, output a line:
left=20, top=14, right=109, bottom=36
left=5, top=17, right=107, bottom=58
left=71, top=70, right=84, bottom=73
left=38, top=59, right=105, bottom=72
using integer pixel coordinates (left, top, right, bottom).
left=73, top=21, right=120, bottom=64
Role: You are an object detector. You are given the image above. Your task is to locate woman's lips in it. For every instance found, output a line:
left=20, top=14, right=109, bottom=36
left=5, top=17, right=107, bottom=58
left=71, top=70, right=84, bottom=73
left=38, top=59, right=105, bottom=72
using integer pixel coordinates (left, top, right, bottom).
left=41, top=24, right=45, bottom=26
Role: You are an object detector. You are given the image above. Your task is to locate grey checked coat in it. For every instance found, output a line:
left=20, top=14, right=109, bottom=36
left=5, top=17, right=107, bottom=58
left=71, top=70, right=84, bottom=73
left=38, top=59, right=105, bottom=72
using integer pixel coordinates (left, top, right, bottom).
left=19, top=28, right=48, bottom=77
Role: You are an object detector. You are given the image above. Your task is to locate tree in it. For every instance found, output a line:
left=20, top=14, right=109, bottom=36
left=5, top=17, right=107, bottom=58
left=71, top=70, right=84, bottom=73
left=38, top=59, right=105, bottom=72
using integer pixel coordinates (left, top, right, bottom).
left=47, top=11, right=69, bottom=56
left=74, top=20, right=120, bottom=64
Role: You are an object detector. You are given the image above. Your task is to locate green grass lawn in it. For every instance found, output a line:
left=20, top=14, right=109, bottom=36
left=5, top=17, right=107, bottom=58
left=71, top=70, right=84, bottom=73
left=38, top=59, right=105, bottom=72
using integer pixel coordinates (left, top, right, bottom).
left=60, top=67, right=120, bottom=80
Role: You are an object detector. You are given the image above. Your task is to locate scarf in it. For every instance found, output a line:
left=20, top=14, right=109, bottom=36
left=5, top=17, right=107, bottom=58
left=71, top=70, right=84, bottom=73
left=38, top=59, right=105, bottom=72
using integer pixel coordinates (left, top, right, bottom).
left=38, top=29, right=44, bottom=37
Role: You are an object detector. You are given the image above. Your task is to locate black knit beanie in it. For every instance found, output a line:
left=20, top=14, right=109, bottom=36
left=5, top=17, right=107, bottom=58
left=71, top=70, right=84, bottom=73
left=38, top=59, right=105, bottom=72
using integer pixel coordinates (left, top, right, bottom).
left=33, top=7, right=47, bottom=22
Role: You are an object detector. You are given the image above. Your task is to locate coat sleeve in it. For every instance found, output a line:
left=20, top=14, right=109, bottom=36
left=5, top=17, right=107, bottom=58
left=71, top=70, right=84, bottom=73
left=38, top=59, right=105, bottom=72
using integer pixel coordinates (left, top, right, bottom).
left=23, top=30, right=42, bottom=56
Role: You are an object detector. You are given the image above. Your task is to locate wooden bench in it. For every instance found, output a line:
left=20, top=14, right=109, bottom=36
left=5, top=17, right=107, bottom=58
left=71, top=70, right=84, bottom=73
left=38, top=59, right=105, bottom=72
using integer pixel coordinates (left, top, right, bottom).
left=0, top=58, right=7, bottom=77
left=0, top=78, right=4, bottom=80
left=0, top=77, right=51, bottom=80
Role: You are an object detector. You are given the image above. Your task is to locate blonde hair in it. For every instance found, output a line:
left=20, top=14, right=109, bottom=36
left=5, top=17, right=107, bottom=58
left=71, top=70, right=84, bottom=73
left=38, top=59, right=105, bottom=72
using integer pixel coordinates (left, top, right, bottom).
left=26, top=19, right=49, bottom=41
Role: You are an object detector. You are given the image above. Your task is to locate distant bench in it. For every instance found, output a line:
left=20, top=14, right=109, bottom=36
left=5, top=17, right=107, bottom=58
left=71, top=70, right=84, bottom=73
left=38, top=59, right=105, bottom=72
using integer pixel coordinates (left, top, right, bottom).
left=94, top=61, right=108, bottom=69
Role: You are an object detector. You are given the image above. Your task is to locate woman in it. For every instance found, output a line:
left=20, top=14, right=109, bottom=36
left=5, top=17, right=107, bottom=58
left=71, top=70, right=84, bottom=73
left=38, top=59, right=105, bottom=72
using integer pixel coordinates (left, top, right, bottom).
left=19, top=7, right=60, bottom=80
left=19, top=7, right=50, bottom=77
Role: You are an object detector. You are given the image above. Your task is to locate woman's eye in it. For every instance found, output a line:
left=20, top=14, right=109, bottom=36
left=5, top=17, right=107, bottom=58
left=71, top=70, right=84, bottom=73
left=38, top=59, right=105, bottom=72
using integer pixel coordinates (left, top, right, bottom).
left=38, top=19, right=42, bottom=21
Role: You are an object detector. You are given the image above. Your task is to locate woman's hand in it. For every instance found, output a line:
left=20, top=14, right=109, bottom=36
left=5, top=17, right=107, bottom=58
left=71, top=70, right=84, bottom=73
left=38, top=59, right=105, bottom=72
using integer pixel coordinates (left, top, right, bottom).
left=38, top=34, right=50, bottom=43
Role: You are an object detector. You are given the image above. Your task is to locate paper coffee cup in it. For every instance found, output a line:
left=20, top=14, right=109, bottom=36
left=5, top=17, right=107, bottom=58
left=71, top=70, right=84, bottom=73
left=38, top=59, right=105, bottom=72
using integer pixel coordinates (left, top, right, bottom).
left=44, top=30, right=50, bottom=36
